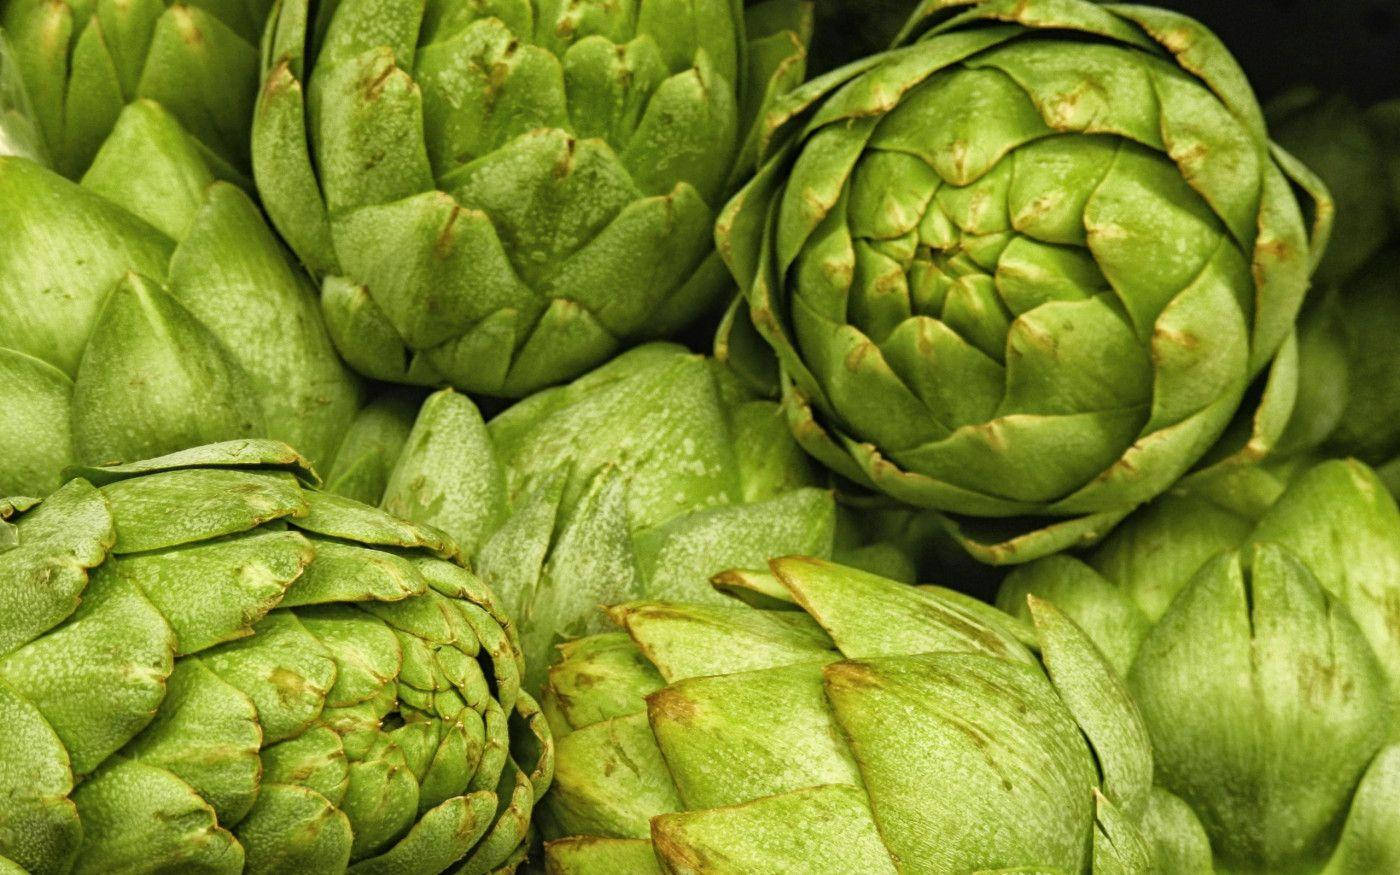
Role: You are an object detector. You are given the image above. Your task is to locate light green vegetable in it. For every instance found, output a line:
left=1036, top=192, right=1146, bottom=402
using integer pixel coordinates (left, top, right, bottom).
left=253, top=0, right=812, bottom=397
left=0, top=100, right=362, bottom=497
left=717, top=0, right=1331, bottom=564
left=327, top=343, right=916, bottom=690
left=999, top=459, right=1400, bottom=871
left=1, top=0, right=266, bottom=179
left=542, top=557, right=1211, bottom=873
left=0, top=440, right=552, bottom=873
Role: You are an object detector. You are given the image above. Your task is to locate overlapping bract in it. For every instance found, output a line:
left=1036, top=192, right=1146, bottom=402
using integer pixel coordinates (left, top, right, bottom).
left=324, top=343, right=916, bottom=690
left=253, top=0, right=811, bottom=397
left=0, top=100, right=362, bottom=497
left=540, top=557, right=1211, bottom=873
left=0, top=0, right=267, bottom=179
left=999, top=459, right=1400, bottom=871
left=0, top=30, right=44, bottom=162
left=718, top=0, right=1330, bottom=564
left=0, top=441, right=553, bottom=873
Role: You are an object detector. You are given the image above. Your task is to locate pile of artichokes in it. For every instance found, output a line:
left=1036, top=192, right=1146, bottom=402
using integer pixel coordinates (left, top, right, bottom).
left=1, top=0, right=1398, bottom=870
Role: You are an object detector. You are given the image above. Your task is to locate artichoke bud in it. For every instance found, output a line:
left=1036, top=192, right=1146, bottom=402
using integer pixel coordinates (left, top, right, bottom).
left=716, top=0, right=1331, bottom=565
left=1268, top=90, right=1400, bottom=468
left=1001, top=457, right=1400, bottom=870
left=254, top=0, right=813, bottom=396
left=1130, top=544, right=1390, bottom=872
left=541, top=557, right=1209, bottom=873
left=0, top=100, right=362, bottom=496
left=0, top=440, right=552, bottom=873
left=1267, top=88, right=1392, bottom=286
left=1, top=0, right=264, bottom=179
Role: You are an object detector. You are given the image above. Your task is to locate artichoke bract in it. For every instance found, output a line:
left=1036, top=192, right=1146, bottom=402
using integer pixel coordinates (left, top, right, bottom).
left=253, top=0, right=811, bottom=398
left=999, top=459, right=1400, bottom=871
left=326, top=343, right=914, bottom=690
left=0, top=0, right=266, bottom=179
left=0, top=29, right=44, bottom=163
left=0, top=100, right=362, bottom=497
left=717, top=0, right=1331, bottom=564
left=541, top=557, right=1211, bottom=873
left=0, top=440, right=552, bottom=873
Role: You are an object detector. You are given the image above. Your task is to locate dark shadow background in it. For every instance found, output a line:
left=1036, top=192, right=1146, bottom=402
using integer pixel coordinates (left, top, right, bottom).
left=1158, top=0, right=1399, bottom=103
left=811, top=1, right=1400, bottom=102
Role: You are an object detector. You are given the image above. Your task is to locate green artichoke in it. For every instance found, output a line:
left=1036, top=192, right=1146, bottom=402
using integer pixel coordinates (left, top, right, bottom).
left=253, top=0, right=812, bottom=398
left=0, top=99, right=363, bottom=498
left=1269, top=91, right=1400, bottom=477
left=717, top=0, right=1331, bottom=564
left=1267, top=89, right=1395, bottom=285
left=324, top=343, right=915, bottom=690
left=999, top=458, right=1400, bottom=871
left=0, top=0, right=266, bottom=179
left=541, top=556, right=1212, bottom=873
left=0, top=440, right=553, bottom=873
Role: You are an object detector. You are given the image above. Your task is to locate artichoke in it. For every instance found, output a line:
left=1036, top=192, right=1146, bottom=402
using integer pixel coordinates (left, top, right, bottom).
left=1269, top=91, right=1400, bottom=477
left=253, top=0, right=812, bottom=398
left=1268, top=89, right=1396, bottom=285
left=0, top=99, right=363, bottom=497
left=324, top=343, right=915, bottom=690
left=541, top=556, right=1212, bottom=873
left=0, top=440, right=553, bottom=873
left=999, top=458, right=1400, bottom=870
left=717, top=0, right=1331, bottom=564
left=0, top=0, right=266, bottom=179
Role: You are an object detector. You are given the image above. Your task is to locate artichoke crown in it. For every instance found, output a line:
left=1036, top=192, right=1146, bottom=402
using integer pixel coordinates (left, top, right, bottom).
left=716, top=0, right=1332, bottom=565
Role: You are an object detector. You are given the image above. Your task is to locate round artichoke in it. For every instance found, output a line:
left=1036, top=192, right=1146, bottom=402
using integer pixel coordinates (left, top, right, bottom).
left=322, top=343, right=917, bottom=690
left=0, top=440, right=553, bottom=873
left=541, top=556, right=1211, bottom=873
left=0, top=100, right=362, bottom=497
left=717, top=0, right=1331, bottom=564
left=0, top=0, right=266, bottom=179
left=253, top=0, right=812, bottom=397
left=999, top=459, right=1400, bottom=870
